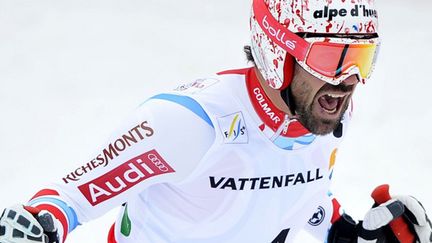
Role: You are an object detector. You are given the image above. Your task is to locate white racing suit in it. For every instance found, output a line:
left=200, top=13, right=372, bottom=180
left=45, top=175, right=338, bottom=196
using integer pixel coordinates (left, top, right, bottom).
left=28, top=67, right=351, bottom=243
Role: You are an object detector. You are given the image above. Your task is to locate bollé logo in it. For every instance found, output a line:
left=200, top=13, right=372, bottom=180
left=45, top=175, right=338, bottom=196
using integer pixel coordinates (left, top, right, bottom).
left=78, top=150, right=175, bottom=206
left=261, top=15, right=296, bottom=51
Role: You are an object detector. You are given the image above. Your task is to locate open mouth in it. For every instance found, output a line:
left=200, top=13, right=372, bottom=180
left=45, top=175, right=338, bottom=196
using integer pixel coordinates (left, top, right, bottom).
left=317, top=93, right=347, bottom=115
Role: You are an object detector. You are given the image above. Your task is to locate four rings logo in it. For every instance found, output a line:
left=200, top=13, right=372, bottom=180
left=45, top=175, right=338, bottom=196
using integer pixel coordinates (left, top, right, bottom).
left=147, top=153, right=168, bottom=172
left=78, top=149, right=175, bottom=206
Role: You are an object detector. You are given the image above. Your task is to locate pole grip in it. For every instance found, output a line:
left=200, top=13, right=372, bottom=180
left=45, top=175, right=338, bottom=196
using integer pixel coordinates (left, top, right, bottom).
left=371, top=184, right=415, bottom=243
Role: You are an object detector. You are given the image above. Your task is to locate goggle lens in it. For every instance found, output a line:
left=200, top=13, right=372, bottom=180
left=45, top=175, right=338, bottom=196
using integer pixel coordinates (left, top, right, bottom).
left=343, top=42, right=378, bottom=79
left=304, top=39, right=380, bottom=83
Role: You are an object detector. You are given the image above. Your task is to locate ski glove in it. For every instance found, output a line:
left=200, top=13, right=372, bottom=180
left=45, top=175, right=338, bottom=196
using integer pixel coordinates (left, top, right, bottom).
left=357, top=199, right=406, bottom=243
left=328, top=198, right=431, bottom=243
left=328, top=199, right=405, bottom=243
left=0, top=205, right=60, bottom=243
left=393, top=195, right=432, bottom=243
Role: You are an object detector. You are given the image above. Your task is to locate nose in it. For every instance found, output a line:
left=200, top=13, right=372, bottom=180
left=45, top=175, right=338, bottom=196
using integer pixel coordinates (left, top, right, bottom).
left=340, top=74, right=360, bottom=86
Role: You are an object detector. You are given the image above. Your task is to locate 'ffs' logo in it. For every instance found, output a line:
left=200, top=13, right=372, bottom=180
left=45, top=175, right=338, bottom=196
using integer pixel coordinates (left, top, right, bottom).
left=218, top=112, right=248, bottom=144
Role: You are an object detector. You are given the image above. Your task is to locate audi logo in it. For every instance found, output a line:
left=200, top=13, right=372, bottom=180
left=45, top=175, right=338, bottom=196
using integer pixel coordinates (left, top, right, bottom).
left=147, top=154, right=169, bottom=172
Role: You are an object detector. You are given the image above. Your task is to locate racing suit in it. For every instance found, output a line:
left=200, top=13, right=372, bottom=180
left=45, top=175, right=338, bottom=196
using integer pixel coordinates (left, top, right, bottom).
left=28, top=67, right=351, bottom=243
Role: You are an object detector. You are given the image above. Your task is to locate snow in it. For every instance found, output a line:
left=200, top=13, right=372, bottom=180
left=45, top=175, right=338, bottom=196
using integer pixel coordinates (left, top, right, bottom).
left=0, top=0, right=431, bottom=242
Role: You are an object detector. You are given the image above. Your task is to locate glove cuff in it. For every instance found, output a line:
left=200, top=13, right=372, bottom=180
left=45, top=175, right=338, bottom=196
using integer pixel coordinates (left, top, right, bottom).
left=327, top=214, right=358, bottom=243
left=356, top=221, right=383, bottom=241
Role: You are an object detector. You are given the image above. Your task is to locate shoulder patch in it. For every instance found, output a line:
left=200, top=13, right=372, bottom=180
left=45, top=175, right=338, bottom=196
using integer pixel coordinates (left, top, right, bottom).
left=217, top=112, right=248, bottom=144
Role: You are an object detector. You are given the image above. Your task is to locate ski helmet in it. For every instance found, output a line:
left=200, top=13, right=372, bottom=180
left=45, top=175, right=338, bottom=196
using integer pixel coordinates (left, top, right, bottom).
left=250, top=0, right=379, bottom=89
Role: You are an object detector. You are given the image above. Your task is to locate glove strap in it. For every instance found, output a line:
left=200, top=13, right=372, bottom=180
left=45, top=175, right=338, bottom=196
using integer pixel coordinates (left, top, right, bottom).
left=357, top=221, right=383, bottom=241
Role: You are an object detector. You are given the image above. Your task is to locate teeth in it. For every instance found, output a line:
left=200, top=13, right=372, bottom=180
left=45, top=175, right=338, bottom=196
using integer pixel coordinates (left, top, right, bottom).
left=327, top=93, right=345, bottom=98
left=325, top=107, right=337, bottom=113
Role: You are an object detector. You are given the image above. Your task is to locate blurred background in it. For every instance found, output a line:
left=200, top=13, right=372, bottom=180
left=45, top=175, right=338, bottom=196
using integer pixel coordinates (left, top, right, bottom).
left=0, top=0, right=431, bottom=242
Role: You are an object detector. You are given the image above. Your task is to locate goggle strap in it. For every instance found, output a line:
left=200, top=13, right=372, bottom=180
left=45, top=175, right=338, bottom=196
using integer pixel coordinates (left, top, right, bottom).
left=335, top=44, right=349, bottom=77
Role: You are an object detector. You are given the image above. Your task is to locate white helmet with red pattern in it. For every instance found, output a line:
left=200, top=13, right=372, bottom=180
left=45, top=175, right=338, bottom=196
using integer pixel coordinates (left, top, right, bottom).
left=250, top=0, right=379, bottom=89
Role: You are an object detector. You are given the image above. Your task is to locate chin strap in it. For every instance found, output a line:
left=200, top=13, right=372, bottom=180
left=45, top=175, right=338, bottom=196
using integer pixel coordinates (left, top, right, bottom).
left=280, top=86, right=297, bottom=116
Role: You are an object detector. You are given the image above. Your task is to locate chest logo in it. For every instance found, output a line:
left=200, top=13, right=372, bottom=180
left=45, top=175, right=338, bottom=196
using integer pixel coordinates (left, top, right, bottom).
left=209, top=168, right=324, bottom=190
left=217, top=112, right=248, bottom=144
left=308, top=206, right=326, bottom=226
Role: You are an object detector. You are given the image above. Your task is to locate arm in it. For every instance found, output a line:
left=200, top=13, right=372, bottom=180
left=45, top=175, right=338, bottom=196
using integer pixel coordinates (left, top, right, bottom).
left=1, top=93, right=215, bottom=242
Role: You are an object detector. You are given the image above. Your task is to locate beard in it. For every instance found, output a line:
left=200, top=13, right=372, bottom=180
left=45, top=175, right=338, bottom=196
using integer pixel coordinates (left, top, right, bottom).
left=290, top=83, right=353, bottom=136
left=295, top=99, right=348, bottom=135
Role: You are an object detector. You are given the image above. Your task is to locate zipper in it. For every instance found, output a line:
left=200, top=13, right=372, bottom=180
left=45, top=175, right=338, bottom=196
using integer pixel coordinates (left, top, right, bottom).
left=270, top=114, right=291, bottom=141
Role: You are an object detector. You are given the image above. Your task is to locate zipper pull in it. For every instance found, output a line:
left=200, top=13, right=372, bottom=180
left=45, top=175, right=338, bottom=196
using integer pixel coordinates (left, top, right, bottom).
left=271, top=114, right=291, bottom=141
left=282, top=114, right=290, bottom=135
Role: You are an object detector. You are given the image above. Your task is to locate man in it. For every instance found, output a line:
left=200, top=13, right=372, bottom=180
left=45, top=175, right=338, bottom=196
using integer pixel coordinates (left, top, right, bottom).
left=0, top=0, right=430, bottom=242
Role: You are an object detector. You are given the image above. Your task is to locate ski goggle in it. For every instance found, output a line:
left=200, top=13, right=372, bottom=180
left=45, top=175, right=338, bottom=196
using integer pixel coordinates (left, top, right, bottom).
left=252, top=0, right=380, bottom=85
left=297, top=37, right=380, bottom=85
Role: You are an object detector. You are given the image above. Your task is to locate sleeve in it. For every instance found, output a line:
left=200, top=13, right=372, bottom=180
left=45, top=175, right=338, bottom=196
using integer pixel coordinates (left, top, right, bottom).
left=26, top=93, right=216, bottom=242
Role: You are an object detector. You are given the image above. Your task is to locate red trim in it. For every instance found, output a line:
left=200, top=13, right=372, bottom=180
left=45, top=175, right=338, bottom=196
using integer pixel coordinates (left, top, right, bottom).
left=217, top=68, right=250, bottom=76
left=330, top=198, right=342, bottom=224
left=23, top=206, right=42, bottom=215
left=246, top=68, right=309, bottom=137
left=35, top=204, right=69, bottom=242
left=107, top=223, right=117, bottom=243
left=247, top=68, right=285, bottom=129
left=280, top=55, right=295, bottom=89
left=30, top=189, right=60, bottom=200
left=283, top=121, right=310, bottom=138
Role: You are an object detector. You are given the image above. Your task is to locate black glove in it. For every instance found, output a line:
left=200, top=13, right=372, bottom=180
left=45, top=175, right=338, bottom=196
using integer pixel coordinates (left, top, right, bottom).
left=328, top=199, right=407, bottom=243
left=328, top=197, right=431, bottom=243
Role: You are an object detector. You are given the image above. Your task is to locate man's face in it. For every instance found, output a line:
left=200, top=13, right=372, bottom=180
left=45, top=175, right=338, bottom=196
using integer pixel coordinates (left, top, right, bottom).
left=290, top=63, right=359, bottom=135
